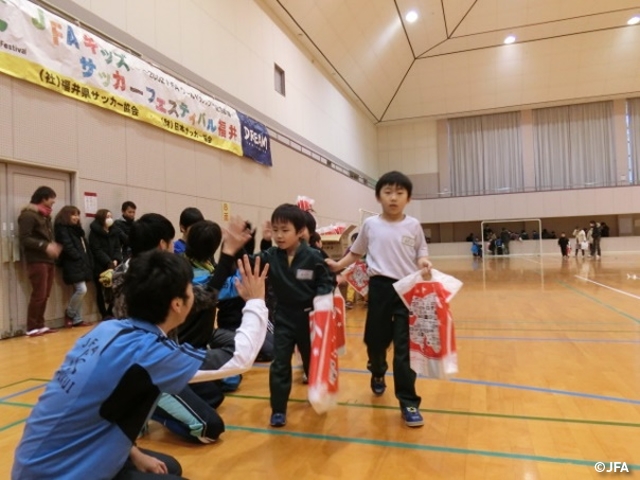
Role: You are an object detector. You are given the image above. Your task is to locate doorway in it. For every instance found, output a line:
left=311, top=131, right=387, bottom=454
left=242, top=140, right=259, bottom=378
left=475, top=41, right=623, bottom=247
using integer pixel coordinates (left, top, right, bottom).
left=0, top=163, right=72, bottom=337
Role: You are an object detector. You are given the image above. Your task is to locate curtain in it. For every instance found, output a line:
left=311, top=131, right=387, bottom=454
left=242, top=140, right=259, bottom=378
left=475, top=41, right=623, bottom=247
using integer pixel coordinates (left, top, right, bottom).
left=448, top=112, right=523, bottom=196
left=533, top=101, right=616, bottom=190
left=627, top=98, right=640, bottom=184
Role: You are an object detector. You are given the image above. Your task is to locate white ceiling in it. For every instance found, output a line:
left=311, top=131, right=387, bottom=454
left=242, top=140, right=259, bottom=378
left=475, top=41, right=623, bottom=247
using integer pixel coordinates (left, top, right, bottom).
left=259, top=0, right=640, bottom=123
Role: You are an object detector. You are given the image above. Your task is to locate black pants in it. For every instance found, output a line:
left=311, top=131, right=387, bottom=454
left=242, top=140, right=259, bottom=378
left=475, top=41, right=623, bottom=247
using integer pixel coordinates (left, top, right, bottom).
left=269, top=304, right=312, bottom=413
left=94, top=276, right=113, bottom=318
left=152, top=382, right=225, bottom=443
left=365, top=276, right=421, bottom=409
left=113, top=448, right=185, bottom=479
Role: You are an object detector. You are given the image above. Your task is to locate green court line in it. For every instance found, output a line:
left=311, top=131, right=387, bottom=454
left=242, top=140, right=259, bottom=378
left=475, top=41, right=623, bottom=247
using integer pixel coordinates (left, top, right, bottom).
left=227, top=394, right=640, bottom=429
left=456, top=327, right=639, bottom=333
left=0, top=418, right=27, bottom=432
left=225, top=425, right=640, bottom=470
left=0, top=379, right=34, bottom=391
left=456, top=320, right=632, bottom=325
left=0, top=400, right=35, bottom=408
left=558, top=281, right=640, bottom=325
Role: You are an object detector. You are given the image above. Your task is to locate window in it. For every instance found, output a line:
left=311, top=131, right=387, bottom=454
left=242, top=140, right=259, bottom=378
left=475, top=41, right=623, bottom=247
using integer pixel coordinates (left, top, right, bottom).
left=274, top=64, right=285, bottom=96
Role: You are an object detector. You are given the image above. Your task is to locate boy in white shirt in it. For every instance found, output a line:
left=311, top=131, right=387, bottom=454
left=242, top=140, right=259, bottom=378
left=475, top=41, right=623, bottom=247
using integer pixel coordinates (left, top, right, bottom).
left=327, top=171, right=431, bottom=427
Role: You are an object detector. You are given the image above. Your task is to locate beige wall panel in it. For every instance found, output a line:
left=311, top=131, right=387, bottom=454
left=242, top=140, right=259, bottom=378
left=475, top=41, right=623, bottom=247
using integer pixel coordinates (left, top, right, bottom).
left=612, top=187, right=633, bottom=214
left=164, top=135, right=196, bottom=196
left=218, top=153, right=246, bottom=204
left=194, top=197, right=223, bottom=225
left=194, top=143, right=222, bottom=200
left=125, top=121, right=166, bottom=190
left=77, top=106, right=127, bottom=185
left=165, top=192, right=200, bottom=230
left=124, top=187, right=169, bottom=218
left=12, top=81, right=79, bottom=169
left=123, top=186, right=167, bottom=218
left=77, top=178, right=129, bottom=229
left=0, top=75, right=13, bottom=158
left=237, top=159, right=269, bottom=207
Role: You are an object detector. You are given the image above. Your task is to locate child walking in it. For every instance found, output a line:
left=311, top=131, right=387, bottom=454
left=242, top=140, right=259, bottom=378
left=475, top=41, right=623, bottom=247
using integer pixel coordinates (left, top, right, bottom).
left=259, top=204, right=334, bottom=427
left=557, top=232, right=570, bottom=258
left=326, top=171, right=431, bottom=427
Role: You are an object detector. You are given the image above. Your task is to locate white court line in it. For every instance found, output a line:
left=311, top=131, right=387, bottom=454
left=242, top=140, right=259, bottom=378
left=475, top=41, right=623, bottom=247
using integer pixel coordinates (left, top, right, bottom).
left=574, top=275, right=640, bottom=301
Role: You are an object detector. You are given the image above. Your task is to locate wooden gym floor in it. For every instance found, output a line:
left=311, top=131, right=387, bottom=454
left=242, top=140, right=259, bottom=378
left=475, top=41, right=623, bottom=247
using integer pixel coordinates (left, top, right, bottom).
left=1, top=253, right=639, bottom=479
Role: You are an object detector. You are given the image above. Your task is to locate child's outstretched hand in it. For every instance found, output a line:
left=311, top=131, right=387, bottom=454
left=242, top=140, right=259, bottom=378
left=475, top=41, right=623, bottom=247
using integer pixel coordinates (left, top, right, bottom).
left=262, top=220, right=272, bottom=242
left=235, top=255, right=269, bottom=301
left=222, top=216, right=252, bottom=256
left=325, top=258, right=341, bottom=272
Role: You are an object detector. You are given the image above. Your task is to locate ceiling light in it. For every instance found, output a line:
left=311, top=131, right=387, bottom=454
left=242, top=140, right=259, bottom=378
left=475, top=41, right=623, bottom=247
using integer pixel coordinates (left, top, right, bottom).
left=504, top=35, right=516, bottom=44
left=405, top=10, right=418, bottom=23
left=628, top=16, right=640, bottom=25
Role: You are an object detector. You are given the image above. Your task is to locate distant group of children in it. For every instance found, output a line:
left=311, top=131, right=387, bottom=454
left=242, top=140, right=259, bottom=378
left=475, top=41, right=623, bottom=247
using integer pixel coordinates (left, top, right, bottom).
left=14, top=171, right=433, bottom=479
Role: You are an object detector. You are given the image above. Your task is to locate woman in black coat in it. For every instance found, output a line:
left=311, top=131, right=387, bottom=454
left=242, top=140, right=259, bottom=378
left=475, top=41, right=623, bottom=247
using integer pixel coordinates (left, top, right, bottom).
left=88, top=209, right=122, bottom=319
left=54, top=206, right=93, bottom=327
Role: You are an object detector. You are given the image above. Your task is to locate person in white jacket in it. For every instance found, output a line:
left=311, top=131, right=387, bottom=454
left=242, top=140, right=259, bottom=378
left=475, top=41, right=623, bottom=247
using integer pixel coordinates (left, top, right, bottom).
left=12, top=251, right=268, bottom=480
left=572, top=226, right=587, bottom=257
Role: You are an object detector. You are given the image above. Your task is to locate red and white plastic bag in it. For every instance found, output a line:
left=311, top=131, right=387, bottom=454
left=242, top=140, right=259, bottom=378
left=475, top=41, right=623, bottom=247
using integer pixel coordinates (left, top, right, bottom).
left=393, top=269, right=463, bottom=379
left=296, top=195, right=315, bottom=212
left=333, top=287, right=347, bottom=356
left=342, top=260, right=369, bottom=296
left=308, top=293, right=339, bottom=414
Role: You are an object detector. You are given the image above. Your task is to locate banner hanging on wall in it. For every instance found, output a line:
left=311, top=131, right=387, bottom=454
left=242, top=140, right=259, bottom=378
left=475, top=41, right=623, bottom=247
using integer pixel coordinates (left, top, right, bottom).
left=0, top=0, right=272, bottom=166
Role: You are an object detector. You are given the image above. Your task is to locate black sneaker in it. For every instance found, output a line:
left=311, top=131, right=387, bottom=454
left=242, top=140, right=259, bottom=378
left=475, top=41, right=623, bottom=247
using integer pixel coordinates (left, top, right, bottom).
left=370, top=376, right=386, bottom=396
left=270, top=412, right=286, bottom=428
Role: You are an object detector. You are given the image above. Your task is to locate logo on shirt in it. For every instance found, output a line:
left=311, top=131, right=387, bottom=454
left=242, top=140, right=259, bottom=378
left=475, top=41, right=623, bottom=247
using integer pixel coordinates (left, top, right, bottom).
left=402, top=235, right=415, bottom=247
left=296, top=269, right=314, bottom=280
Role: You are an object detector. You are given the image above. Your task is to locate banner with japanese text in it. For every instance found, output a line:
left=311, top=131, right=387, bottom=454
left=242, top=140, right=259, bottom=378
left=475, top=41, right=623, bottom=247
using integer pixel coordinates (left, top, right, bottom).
left=0, top=0, right=272, bottom=166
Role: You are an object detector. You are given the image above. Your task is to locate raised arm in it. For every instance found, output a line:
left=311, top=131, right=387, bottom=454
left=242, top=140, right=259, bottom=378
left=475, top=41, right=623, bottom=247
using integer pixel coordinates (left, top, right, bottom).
left=190, top=256, right=269, bottom=383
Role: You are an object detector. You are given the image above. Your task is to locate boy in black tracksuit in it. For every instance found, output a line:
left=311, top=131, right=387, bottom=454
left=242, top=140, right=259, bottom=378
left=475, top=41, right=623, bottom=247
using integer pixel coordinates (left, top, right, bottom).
left=259, top=204, right=334, bottom=427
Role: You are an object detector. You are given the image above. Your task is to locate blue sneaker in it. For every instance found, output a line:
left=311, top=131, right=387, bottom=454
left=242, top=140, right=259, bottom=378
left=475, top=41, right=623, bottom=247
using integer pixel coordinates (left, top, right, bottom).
left=401, top=407, right=424, bottom=427
left=270, top=412, right=287, bottom=428
left=370, top=376, right=386, bottom=396
left=220, top=374, right=242, bottom=392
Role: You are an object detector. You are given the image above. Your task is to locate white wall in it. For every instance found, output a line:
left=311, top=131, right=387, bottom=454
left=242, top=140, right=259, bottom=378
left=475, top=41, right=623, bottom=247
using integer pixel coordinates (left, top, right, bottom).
left=0, top=75, right=379, bottom=230
left=60, top=0, right=380, bottom=178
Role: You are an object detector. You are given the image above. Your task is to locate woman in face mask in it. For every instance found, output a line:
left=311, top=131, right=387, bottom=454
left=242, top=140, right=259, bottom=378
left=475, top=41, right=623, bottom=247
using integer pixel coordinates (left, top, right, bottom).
left=88, top=209, right=123, bottom=320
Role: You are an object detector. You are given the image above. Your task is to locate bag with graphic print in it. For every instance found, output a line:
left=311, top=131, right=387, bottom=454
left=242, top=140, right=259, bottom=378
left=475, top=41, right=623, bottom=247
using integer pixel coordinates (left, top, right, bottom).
left=342, top=260, right=369, bottom=296
left=333, top=287, right=347, bottom=356
left=308, top=293, right=339, bottom=414
left=393, top=269, right=462, bottom=379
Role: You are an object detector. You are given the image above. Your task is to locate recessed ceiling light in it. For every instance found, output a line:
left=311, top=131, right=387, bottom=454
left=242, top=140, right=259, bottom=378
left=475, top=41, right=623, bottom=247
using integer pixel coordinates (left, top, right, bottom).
left=504, top=35, right=516, bottom=44
left=628, top=16, right=640, bottom=25
left=405, top=10, right=418, bottom=23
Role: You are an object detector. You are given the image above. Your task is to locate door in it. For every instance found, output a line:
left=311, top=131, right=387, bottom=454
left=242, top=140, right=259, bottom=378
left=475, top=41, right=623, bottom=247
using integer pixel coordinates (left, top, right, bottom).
left=0, top=163, right=72, bottom=336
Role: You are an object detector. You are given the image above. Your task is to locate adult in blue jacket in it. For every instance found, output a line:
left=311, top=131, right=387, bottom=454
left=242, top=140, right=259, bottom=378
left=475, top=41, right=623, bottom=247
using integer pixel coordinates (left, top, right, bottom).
left=12, top=251, right=268, bottom=480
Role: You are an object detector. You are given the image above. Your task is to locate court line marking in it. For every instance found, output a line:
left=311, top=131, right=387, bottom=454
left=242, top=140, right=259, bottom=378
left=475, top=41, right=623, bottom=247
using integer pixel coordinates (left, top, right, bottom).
left=225, top=425, right=640, bottom=470
left=0, top=384, right=46, bottom=403
left=575, top=275, right=640, bottom=301
left=456, top=328, right=639, bottom=332
left=0, top=379, right=37, bottom=391
left=228, top=394, right=640, bottom=429
left=0, top=400, right=35, bottom=408
left=346, top=332, right=640, bottom=343
left=251, top=364, right=640, bottom=405
left=558, top=281, right=640, bottom=325
left=456, top=336, right=640, bottom=344
left=455, top=320, right=631, bottom=325
left=0, top=418, right=29, bottom=433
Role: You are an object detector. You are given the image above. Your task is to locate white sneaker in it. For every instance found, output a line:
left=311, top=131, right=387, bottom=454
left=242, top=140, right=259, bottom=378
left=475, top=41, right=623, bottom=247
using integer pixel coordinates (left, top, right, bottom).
left=38, top=327, right=57, bottom=335
left=26, top=328, right=42, bottom=337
